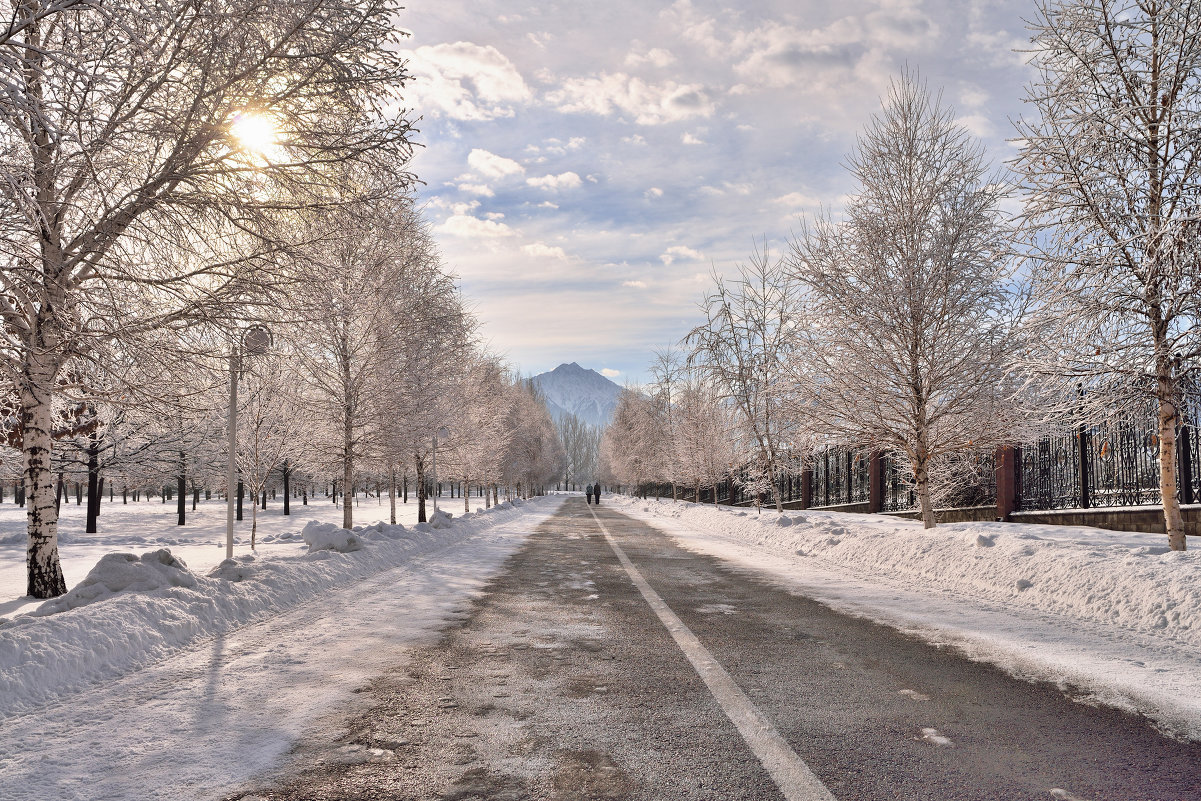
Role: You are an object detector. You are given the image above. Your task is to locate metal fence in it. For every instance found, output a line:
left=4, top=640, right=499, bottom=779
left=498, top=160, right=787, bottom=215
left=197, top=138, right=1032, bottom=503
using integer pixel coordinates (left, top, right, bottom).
left=630, top=407, right=1199, bottom=516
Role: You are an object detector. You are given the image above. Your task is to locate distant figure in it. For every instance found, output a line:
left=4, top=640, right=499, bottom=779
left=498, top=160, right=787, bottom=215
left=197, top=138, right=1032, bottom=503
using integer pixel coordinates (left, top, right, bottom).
left=593, top=484, right=602, bottom=506
left=585, top=484, right=593, bottom=504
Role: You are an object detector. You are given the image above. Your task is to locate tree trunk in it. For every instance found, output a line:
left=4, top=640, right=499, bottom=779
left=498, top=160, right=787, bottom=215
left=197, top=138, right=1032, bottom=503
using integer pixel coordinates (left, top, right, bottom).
left=85, top=442, right=100, bottom=534
left=389, top=466, right=397, bottom=525
left=1158, top=391, right=1187, bottom=550
left=176, top=453, right=186, bottom=526
left=237, top=478, right=244, bottom=521
left=914, top=455, right=936, bottom=529
left=415, top=453, right=427, bottom=523
left=21, top=374, right=67, bottom=598
left=464, top=477, right=470, bottom=514
left=283, top=460, right=291, bottom=516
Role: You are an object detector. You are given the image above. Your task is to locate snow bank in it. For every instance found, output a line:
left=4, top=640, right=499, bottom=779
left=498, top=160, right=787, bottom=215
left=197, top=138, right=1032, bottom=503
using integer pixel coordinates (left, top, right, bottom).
left=0, top=499, right=545, bottom=719
left=615, top=498, right=1201, bottom=648
left=301, top=521, right=364, bottom=553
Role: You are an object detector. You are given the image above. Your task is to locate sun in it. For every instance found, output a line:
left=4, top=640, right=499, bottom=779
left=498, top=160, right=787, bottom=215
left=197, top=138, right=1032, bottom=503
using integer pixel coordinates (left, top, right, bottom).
left=230, top=112, right=279, bottom=155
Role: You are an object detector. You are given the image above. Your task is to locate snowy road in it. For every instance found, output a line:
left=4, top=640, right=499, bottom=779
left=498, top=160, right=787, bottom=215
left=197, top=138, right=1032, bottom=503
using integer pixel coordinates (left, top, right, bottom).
left=0, top=500, right=564, bottom=801
left=240, top=498, right=1201, bottom=801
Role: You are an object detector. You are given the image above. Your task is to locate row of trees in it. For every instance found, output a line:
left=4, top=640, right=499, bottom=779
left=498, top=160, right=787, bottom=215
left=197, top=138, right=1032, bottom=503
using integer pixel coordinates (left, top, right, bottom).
left=603, top=0, right=1201, bottom=551
left=0, top=0, right=565, bottom=598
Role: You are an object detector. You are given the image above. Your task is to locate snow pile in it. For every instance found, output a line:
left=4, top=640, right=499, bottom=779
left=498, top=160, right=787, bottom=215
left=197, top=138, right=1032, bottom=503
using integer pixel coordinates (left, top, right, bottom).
left=35, top=550, right=198, bottom=615
left=613, top=497, right=1201, bottom=648
left=0, top=499, right=549, bottom=719
left=427, top=509, right=454, bottom=530
left=301, top=520, right=364, bottom=553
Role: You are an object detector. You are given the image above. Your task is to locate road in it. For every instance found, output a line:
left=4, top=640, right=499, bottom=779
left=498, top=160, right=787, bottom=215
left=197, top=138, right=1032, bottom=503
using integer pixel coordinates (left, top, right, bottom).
left=234, top=498, right=1201, bottom=800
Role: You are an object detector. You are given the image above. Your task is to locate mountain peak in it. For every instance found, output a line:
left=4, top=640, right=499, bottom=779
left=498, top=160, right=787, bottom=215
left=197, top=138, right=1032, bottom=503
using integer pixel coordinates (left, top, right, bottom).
left=532, top=363, right=622, bottom=427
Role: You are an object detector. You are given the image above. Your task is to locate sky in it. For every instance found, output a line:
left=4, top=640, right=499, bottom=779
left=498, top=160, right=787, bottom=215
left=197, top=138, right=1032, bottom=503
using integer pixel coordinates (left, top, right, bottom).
left=398, top=0, right=1035, bottom=385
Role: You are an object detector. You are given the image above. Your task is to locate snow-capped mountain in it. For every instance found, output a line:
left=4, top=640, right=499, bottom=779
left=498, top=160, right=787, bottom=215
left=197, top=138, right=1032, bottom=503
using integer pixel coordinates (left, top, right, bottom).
left=531, top=362, right=622, bottom=428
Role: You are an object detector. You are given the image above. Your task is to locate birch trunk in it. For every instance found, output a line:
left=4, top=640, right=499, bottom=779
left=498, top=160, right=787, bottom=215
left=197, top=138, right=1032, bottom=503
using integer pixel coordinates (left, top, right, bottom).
left=21, top=367, right=66, bottom=598
left=1157, top=362, right=1187, bottom=550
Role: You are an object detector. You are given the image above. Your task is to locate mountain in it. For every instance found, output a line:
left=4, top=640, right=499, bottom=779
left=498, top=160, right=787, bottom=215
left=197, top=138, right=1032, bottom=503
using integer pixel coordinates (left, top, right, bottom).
left=531, top=362, right=623, bottom=428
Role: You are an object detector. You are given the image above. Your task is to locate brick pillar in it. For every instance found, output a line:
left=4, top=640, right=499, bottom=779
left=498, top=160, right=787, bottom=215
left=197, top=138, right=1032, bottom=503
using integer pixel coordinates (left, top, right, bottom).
left=868, top=451, right=884, bottom=513
left=996, top=445, right=1018, bottom=521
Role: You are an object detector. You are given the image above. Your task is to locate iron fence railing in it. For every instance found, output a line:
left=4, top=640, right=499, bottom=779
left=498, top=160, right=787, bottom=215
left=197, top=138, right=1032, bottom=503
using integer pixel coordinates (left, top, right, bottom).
left=626, top=393, right=1201, bottom=516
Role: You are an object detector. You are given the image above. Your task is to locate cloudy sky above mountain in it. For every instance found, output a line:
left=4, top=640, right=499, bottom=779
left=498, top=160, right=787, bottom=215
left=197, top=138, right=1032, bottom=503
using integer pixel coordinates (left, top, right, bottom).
left=400, top=0, right=1034, bottom=384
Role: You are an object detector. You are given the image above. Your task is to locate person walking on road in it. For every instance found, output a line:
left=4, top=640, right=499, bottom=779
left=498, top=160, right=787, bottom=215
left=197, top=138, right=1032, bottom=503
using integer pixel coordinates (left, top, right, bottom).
left=585, top=484, right=593, bottom=504
left=593, top=483, right=602, bottom=506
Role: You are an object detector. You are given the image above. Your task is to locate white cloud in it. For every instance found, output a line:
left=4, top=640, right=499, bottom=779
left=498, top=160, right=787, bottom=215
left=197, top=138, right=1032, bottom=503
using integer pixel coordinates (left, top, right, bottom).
left=601, top=368, right=622, bottom=377
left=623, top=134, right=647, bottom=146
left=621, top=280, right=647, bottom=289
left=457, top=183, right=495, bottom=197
left=535, top=200, right=559, bottom=209
left=521, top=242, right=568, bottom=260
left=625, top=47, right=677, bottom=68
left=434, top=214, right=516, bottom=239
left=682, top=132, right=704, bottom=145
left=645, top=187, right=664, bottom=199
left=526, top=171, right=583, bottom=191
left=401, top=42, right=531, bottom=120
left=660, top=245, right=703, bottom=265
left=468, top=148, right=525, bottom=179
left=956, top=113, right=995, bottom=139
left=546, top=72, right=714, bottom=125
left=773, top=192, right=822, bottom=208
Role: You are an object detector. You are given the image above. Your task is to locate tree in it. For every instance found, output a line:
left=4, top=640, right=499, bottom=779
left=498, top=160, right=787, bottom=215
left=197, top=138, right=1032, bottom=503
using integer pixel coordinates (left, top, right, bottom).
left=789, top=72, right=1018, bottom=528
left=686, top=244, right=801, bottom=512
left=1014, top=0, right=1201, bottom=550
left=0, top=0, right=414, bottom=597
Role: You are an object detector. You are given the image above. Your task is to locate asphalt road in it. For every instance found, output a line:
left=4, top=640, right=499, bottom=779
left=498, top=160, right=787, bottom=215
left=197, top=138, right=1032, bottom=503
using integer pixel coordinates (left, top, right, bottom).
left=231, top=497, right=1201, bottom=801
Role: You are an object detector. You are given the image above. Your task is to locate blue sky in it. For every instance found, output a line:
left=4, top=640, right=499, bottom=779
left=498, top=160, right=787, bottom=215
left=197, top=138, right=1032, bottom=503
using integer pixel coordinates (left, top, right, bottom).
left=399, top=0, right=1034, bottom=385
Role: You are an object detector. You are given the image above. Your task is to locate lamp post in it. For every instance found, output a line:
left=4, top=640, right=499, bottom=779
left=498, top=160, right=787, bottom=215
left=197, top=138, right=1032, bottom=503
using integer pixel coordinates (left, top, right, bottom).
left=225, top=325, right=272, bottom=559
left=431, top=426, right=450, bottom=516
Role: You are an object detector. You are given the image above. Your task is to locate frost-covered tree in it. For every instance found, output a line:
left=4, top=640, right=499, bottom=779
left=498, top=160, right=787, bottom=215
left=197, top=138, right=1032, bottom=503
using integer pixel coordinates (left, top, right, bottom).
left=686, top=245, right=801, bottom=512
left=789, top=72, right=1019, bottom=528
left=600, top=387, right=670, bottom=494
left=672, top=372, right=740, bottom=504
left=1014, top=0, right=1201, bottom=550
left=0, top=0, right=414, bottom=596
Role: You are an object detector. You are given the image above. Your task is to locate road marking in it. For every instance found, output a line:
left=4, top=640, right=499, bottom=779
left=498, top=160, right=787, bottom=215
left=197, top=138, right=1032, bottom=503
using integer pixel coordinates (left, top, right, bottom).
left=586, top=504, right=837, bottom=801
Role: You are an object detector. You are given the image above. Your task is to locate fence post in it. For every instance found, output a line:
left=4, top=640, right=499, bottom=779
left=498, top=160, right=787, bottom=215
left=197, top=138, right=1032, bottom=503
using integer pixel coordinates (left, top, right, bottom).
left=1078, top=423, right=1091, bottom=509
left=996, top=445, right=1017, bottom=521
left=800, top=465, right=812, bottom=510
left=1180, top=424, right=1195, bottom=505
left=868, top=451, right=883, bottom=513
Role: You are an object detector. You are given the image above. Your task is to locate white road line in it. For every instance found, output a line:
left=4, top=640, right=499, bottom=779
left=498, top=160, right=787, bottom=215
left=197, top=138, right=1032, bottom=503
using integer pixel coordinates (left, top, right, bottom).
left=586, top=504, right=837, bottom=801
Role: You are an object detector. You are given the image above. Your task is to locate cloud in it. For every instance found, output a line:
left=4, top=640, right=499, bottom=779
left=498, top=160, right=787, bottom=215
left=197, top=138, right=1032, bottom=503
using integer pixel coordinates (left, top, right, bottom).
left=622, top=280, right=647, bottom=289
left=526, top=171, right=583, bottom=191
left=521, top=242, right=568, bottom=260
left=773, top=192, right=822, bottom=208
left=956, top=113, right=994, bottom=138
left=682, top=132, right=704, bottom=145
left=625, top=47, right=677, bottom=68
left=457, top=183, right=495, bottom=197
left=546, top=73, right=715, bottom=125
left=660, top=245, right=703, bottom=265
left=645, top=187, right=664, bottom=199
left=434, top=214, right=516, bottom=239
left=402, top=42, right=531, bottom=120
left=600, top=368, right=622, bottom=377
left=468, top=148, right=525, bottom=178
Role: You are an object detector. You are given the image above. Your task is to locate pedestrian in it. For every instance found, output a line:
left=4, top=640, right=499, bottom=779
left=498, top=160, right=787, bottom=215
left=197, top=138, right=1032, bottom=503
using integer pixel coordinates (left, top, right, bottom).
left=585, top=483, right=593, bottom=504
left=593, top=483, right=602, bottom=506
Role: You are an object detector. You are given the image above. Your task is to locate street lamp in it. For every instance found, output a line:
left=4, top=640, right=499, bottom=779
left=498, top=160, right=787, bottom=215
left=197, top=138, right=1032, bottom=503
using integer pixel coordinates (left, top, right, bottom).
left=432, top=426, right=450, bottom=516
left=226, top=325, right=272, bottom=559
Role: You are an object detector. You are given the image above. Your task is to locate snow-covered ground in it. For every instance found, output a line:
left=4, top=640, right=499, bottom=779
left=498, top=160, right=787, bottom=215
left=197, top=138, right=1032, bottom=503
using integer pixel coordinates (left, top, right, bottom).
left=0, top=493, right=565, bottom=801
left=609, top=495, right=1201, bottom=743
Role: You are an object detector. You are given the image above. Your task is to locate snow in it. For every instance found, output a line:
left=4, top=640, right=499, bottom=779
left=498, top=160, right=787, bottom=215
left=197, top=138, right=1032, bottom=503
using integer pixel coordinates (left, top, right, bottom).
left=610, top=496, right=1201, bottom=742
left=0, top=493, right=564, bottom=801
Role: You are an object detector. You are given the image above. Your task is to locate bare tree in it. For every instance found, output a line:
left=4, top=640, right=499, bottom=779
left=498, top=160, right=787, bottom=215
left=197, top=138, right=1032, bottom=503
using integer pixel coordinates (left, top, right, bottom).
left=789, top=72, right=1019, bottom=528
left=686, top=244, right=801, bottom=512
left=1014, top=0, right=1201, bottom=550
left=0, top=0, right=414, bottom=596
